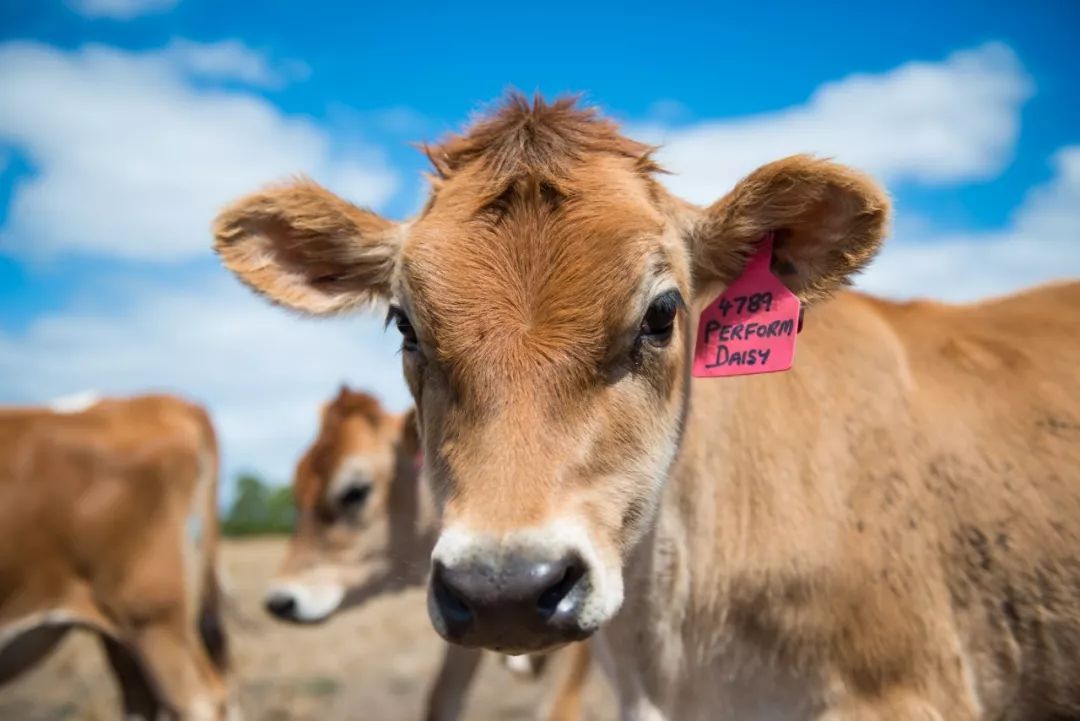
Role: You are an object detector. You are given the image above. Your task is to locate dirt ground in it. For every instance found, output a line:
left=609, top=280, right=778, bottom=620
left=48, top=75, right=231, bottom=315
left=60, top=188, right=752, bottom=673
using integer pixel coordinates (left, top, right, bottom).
left=0, top=537, right=616, bottom=721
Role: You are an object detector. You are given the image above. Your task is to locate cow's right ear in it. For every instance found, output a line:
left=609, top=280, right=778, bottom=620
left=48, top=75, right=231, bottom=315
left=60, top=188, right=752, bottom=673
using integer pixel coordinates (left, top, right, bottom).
left=213, top=179, right=401, bottom=315
left=690, top=156, right=889, bottom=305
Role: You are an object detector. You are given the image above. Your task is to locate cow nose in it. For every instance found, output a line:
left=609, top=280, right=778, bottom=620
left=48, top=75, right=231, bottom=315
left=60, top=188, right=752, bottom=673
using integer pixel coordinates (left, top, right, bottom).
left=264, top=591, right=297, bottom=620
left=430, top=554, right=589, bottom=652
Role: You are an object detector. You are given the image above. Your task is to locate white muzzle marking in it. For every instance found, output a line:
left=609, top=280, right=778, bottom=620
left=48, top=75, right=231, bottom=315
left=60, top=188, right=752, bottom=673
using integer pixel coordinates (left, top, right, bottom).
left=265, top=581, right=344, bottom=623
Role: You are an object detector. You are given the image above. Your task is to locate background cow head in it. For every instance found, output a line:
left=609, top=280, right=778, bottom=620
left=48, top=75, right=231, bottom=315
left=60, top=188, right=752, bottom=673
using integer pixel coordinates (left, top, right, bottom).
left=264, top=387, right=426, bottom=623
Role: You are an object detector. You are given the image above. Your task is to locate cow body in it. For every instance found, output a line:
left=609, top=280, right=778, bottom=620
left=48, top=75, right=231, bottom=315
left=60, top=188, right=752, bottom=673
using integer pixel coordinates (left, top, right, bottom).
left=601, top=283, right=1080, bottom=720
left=0, top=394, right=234, bottom=721
left=215, top=95, right=1080, bottom=720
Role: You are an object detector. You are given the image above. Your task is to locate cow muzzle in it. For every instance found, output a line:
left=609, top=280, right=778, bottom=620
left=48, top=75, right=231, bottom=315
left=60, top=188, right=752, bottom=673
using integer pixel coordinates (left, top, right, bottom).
left=263, top=580, right=344, bottom=624
left=427, top=524, right=619, bottom=653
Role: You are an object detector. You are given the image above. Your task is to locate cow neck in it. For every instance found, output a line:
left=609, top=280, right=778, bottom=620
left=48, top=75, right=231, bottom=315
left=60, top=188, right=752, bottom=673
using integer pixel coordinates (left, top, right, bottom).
left=658, top=346, right=842, bottom=614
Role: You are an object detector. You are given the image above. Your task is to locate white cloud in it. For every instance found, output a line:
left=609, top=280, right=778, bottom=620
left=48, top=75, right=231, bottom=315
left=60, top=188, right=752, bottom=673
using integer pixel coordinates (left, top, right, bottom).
left=858, top=146, right=1080, bottom=301
left=0, top=273, right=411, bottom=497
left=67, top=0, right=179, bottom=20
left=641, top=43, right=1032, bottom=204
left=157, top=39, right=310, bottom=88
left=0, top=41, right=396, bottom=262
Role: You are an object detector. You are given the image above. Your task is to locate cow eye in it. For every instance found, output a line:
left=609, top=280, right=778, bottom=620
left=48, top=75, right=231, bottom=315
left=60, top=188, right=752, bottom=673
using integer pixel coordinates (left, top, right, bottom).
left=386, top=306, right=419, bottom=353
left=338, top=484, right=371, bottom=511
left=638, top=290, right=682, bottom=346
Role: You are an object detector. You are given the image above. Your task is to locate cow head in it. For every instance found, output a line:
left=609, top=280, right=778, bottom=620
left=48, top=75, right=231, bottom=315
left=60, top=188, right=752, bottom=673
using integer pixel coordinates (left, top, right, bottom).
left=217, top=95, right=889, bottom=651
left=263, top=387, right=426, bottom=623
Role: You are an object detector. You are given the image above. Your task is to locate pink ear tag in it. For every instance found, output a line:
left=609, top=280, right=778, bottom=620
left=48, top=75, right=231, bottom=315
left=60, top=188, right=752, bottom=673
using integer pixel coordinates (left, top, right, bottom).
left=413, top=451, right=424, bottom=473
left=693, top=233, right=801, bottom=377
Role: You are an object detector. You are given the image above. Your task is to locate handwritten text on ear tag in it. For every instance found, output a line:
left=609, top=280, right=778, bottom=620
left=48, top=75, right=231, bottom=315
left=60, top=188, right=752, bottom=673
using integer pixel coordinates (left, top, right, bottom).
left=693, top=233, right=801, bottom=377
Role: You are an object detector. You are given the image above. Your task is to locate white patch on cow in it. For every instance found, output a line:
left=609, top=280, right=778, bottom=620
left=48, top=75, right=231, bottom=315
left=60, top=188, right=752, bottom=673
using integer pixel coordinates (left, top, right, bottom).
left=502, top=653, right=536, bottom=676
left=953, top=630, right=985, bottom=717
left=186, top=509, right=205, bottom=548
left=0, top=610, right=76, bottom=654
left=187, top=694, right=218, bottom=721
left=430, top=518, right=624, bottom=634
left=47, top=390, right=101, bottom=414
left=264, top=580, right=345, bottom=623
left=181, top=441, right=214, bottom=627
left=962, top=659, right=983, bottom=718
left=624, top=698, right=667, bottom=721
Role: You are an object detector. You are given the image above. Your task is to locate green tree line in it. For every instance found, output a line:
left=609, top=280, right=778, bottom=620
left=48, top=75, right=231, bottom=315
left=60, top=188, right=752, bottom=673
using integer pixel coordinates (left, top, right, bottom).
left=221, top=474, right=295, bottom=536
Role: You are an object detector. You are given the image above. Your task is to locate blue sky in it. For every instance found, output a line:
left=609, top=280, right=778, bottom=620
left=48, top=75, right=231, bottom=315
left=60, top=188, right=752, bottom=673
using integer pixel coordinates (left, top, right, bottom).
left=1, top=0, right=1077, bottom=497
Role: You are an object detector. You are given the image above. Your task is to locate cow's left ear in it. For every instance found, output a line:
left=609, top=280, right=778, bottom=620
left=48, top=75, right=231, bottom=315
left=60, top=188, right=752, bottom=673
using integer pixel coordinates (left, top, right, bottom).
left=691, top=155, right=890, bottom=304
left=213, top=179, right=400, bottom=315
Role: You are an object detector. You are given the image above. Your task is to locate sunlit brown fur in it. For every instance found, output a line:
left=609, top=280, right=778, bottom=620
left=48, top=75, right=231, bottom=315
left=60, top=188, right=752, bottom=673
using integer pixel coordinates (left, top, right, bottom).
left=0, top=395, right=233, bottom=720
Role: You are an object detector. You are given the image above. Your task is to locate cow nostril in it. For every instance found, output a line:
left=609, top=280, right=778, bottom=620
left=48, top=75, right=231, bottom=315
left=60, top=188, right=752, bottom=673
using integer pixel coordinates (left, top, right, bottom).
left=265, top=594, right=296, bottom=619
left=432, top=563, right=474, bottom=628
left=429, top=553, right=594, bottom=650
left=537, top=557, right=586, bottom=618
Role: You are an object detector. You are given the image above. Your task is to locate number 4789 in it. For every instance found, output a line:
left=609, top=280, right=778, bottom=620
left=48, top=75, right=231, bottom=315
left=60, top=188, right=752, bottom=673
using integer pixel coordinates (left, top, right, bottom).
left=717, top=292, right=774, bottom=317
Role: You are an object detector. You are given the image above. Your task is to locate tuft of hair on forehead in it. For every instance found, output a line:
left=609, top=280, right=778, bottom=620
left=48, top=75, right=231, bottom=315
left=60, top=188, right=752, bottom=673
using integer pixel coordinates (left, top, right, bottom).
left=324, top=386, right=387, bottom=428
left=421, top=92, right=663, bottom=190
left=295, top=387, right=390, bottom=509
left=404, top=94, right=674, bottom=403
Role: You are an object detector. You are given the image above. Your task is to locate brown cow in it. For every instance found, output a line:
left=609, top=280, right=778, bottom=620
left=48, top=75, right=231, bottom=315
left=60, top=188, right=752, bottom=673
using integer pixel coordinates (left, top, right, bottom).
left=0, top=393, right=236, bottom=720
left=264, top=385, right=591, bottom=721
left=215, top=95, right=1080, bottom=720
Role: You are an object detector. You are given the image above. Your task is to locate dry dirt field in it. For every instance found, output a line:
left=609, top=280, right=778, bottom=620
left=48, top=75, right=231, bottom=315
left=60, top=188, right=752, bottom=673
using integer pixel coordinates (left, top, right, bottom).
left=0, top=537, right=615, bottom=721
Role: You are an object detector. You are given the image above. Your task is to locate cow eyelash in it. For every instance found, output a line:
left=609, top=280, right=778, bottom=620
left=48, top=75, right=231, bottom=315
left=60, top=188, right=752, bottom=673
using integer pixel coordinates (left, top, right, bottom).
left=637, top=289, right=683, bottom=347
left=385, top=305, right=419, bottom=353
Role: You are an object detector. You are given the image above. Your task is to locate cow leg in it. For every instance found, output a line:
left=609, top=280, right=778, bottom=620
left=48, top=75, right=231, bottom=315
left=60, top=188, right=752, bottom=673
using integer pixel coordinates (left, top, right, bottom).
left=595, top=639, right=668, bottom=721
left=539, top=642, right=591, bottom=721
left=423, top=643, right=483, bottom=721
left=124, top=617, right=231, bottom=721
left=101, top=634, right=163, bottom=721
